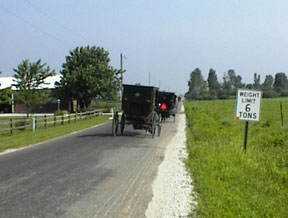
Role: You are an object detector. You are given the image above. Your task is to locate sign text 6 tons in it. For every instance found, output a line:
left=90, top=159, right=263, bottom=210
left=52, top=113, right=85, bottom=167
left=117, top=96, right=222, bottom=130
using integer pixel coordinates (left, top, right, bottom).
left=235, top=89, right=262, bottom=122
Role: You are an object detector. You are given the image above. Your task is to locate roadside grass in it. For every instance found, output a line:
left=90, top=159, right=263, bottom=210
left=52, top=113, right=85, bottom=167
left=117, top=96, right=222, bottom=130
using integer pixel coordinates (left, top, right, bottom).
left=185, top=99, right=288, bottom=217
left=0, top=115, right=109, bottom=153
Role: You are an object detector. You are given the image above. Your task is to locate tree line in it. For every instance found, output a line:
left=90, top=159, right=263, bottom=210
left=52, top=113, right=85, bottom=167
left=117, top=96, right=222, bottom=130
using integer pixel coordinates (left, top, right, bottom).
left=0, top=45, right=122, bottom=113
left=185, top=68, right=288, bottom=100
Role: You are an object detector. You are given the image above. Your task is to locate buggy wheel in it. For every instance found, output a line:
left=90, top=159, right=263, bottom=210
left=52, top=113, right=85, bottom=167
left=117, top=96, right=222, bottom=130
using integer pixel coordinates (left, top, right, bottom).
left=112, top=112, right=118, bottom=136
left=151, top=113, right=157, bottom=138
left=157, top=124, right=161, bottom=136
left=173, top=114, right=176, bottom=123
left=120, top=114, right=125, bottom=135
left=157, top=113, right=161, bottom=136
left=151, top=125, right=155, bottom=138
left=161, top=114, right=166, bottom=122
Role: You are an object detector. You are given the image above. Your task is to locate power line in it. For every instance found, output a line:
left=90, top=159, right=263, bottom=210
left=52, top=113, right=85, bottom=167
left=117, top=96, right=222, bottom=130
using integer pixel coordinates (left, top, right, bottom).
left=0, top=4, right=71, bottom=46
left=23, top=0, right=91, bottom=43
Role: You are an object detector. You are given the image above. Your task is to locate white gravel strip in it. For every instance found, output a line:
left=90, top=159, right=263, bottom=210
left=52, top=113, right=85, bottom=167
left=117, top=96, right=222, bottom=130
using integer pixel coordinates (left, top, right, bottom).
left=145, top=105, right=197, bottom=218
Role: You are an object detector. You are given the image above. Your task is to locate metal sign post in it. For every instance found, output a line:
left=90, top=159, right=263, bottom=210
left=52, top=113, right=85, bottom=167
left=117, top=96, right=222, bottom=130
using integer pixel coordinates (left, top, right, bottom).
left=235, top=89, right=262, bottom=152
left=244, top=121, right=249, bottom=152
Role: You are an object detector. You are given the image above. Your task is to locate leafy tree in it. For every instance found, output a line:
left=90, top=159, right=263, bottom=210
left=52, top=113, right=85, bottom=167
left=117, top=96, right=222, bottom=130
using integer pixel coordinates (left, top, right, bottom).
left=207, top=68, right=220, bottom=99
left=13, top=59, right=55, bottom=115
left=222, top=73, right=232, bottom=92
left=185, top=68, right=207, bottom=100
left=56, top=46, right=121, bottom=109
left=0, top=88, right=12, bottom=105
left=253, top=73, right=261, bottom=89
left=274, top=72, right=288, bottom=96
left=262, top=75, right=273, bottom=90
left=261, top=75, right=278, bottom=98
left=235, top=75, right=243, bottom=89
left=220, top=69, right=243, bottom=98
left=226, top=69, right=243, bottom=89
left=207, top=68, right=220, bottom=91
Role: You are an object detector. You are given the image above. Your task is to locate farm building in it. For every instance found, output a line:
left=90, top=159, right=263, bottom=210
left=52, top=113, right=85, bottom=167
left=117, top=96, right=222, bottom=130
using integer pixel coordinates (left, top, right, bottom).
left=0, top=75, right=73, bottom=113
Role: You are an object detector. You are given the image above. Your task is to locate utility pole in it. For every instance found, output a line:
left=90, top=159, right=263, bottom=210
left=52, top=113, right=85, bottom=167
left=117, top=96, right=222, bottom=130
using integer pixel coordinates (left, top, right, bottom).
left=149, top=72, right=151, bottom=86
left=119, top=53, right=124, bottom=99
left=120, top=53, right=123, bottom=85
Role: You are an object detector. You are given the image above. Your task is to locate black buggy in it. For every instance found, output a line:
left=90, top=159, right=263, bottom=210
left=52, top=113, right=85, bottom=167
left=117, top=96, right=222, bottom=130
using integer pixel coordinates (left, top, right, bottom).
left=156, top=91, right=177, bottom=122
left=112, top=84, right=161, bottom=138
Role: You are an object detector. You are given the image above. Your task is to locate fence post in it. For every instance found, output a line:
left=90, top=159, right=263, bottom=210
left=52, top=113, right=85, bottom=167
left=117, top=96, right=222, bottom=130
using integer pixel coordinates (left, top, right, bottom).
left=68, top=114, right=71, bottom=124
left=35, top=117, right=38, bottom=131
left=44, top=115, right=47, bottom=128
left=10, top=118, right=13, bottom=135
left=75, top=113, right=77, bottom=123
left=54, top=115, right=56, bottom=127
left=32, top=117, right=36, bottom=132
left=280, top=102, right=284, bottom=127
left=61, top=114, right=64, bottom=125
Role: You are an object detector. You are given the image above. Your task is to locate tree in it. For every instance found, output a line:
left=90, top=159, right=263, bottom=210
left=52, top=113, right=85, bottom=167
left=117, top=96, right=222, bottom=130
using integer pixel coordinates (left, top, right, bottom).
left=13, top=59, right=55, bottom=115
left=185, top=68, right=206, bottom=100
left=253, top=73, right=261, bottom=89
left=0, top=86, right=12, bottom=104
left=207, top=68, right=220, bottom=99
left=262, top=75, right=273, bottom=90
left=261, top=75, right=278, bottom=98
left=274, top=72, right=288, bottom=96
left=56, top=46, right=121, bottom=109
left=207, top=68, right=220, bottom=91
left=235, top=75, right=243, bottom=89
left=220, top=69, right=243, bottom=98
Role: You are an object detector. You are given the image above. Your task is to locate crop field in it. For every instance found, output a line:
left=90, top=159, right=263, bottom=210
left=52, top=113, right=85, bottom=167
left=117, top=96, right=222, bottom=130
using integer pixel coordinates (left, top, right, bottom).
left=185, top=99, right=288, bottom=217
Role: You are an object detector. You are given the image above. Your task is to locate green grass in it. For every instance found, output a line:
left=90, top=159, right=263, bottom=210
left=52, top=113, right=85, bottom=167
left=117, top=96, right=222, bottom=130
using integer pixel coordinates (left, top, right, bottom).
left=90, top=100, right=121, bottom=112
left=0, top=115, right=109, bottom=153
left=185, top=99, right=288, bottom=217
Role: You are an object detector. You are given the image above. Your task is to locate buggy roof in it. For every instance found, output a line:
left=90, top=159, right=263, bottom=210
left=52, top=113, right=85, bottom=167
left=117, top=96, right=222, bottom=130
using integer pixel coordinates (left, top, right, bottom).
left=158, top=91, right=175, bottom=96
left=122, top=84, right=158, bottom=101
left=123, top=84, right=158, bottom=90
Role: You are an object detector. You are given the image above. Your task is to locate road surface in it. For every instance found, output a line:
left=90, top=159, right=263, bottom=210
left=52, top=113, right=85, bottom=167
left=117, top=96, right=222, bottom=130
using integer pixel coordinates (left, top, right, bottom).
left=0, top=117, right=178, bottom=218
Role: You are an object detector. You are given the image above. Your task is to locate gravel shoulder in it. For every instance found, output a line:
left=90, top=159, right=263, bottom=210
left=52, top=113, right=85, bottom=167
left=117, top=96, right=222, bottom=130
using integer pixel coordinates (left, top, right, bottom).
left=145, top=105, right=197, bottom=218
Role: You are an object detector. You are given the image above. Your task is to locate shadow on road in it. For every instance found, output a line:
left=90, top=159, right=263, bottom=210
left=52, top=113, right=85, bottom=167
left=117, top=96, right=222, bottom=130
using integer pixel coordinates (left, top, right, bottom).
left=78, top=131, right=145, bottom=138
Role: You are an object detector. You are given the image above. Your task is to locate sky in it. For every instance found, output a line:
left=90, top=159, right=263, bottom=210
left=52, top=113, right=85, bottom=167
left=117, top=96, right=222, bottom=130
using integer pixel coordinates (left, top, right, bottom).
left=1, top=0, right=288, bottom=95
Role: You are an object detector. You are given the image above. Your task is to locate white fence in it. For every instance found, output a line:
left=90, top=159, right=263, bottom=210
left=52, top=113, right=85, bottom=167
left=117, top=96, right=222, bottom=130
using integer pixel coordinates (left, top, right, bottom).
left=0, top=109, right=108, bottom=134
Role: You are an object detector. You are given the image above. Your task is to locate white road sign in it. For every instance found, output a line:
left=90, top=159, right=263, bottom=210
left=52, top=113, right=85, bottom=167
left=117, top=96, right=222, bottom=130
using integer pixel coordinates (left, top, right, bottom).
left=235, top=89, right=262, bottom=122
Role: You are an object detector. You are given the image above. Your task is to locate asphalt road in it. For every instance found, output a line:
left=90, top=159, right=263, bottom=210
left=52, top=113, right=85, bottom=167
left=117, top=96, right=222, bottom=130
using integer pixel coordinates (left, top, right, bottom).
left=0, top=117, right=178, bottom=218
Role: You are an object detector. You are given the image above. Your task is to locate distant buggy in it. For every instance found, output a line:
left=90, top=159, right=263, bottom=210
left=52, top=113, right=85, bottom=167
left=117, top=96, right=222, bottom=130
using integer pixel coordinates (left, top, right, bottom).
left=156, top=91, right=177, bottom=122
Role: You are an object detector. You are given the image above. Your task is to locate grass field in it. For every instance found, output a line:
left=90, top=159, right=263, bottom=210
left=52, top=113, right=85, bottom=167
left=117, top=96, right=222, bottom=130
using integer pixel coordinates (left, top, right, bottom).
left=185, top=99, right=288, bottom=217
left=0, top=115, right=109, bottom=153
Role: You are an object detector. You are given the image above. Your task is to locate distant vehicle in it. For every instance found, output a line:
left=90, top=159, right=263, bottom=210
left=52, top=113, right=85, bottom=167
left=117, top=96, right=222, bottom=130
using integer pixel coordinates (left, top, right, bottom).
left=156, top=91, right=177, bottom=122
left=112, top=84, right=161, bottom=138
